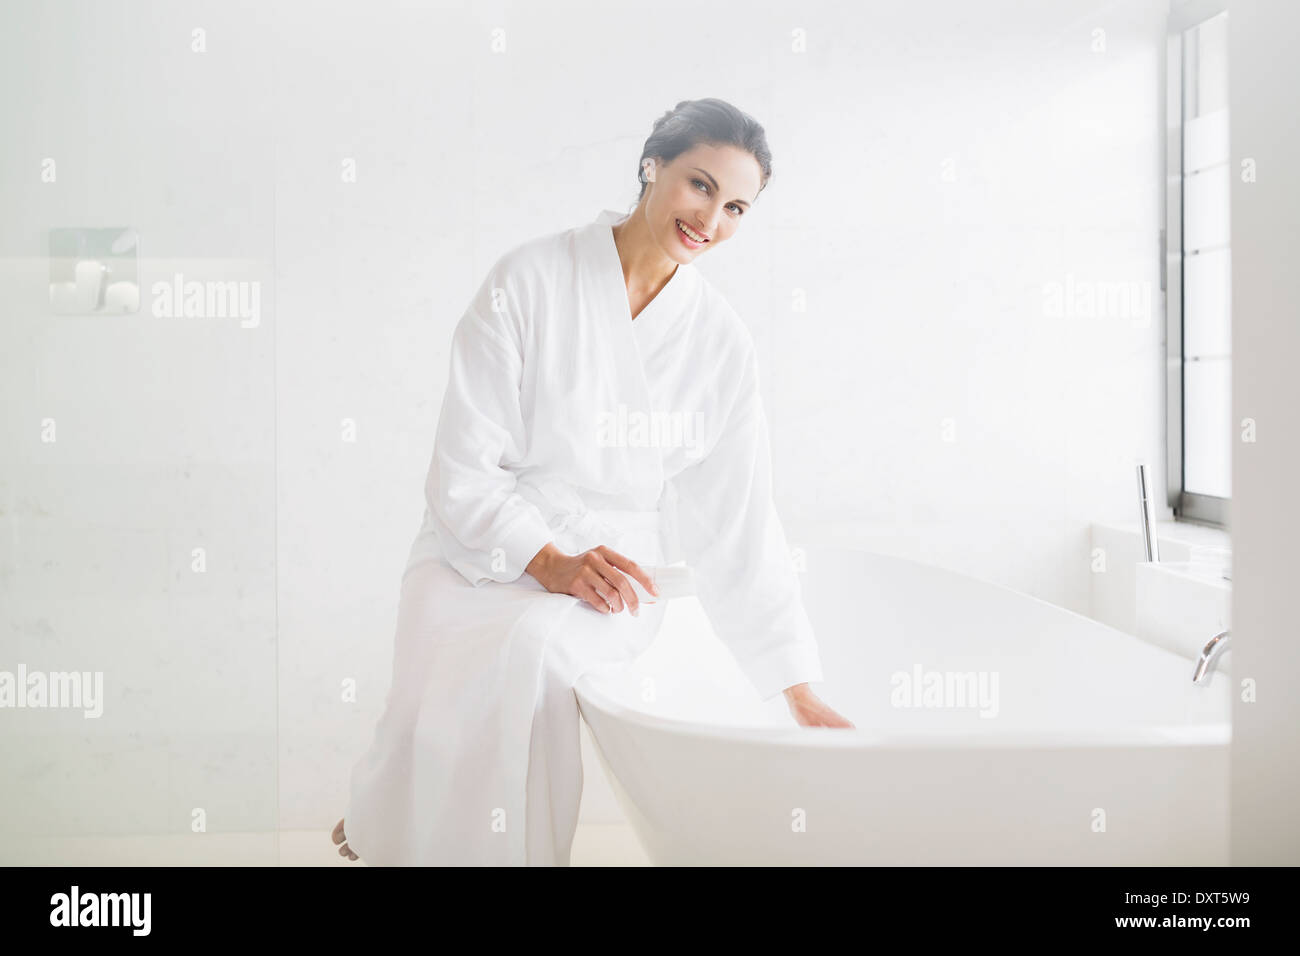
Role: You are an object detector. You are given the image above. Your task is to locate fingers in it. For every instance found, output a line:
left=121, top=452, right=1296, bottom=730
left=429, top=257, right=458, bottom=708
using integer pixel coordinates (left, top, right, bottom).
left=582, top=552, right=638, bottom=615
left=793, top=701, right=856, bottom=729
left=567, top=547, right=658, bottom=616
left=579, top=578, right=615, bottom=614
left=578, top=566, right=624, bottom=614
left=597, top=546, right=658, bottom=598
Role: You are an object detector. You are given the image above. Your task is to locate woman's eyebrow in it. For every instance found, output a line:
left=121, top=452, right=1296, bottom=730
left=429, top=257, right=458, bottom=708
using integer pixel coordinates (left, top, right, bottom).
left=690, top=167, right=751, bottom=208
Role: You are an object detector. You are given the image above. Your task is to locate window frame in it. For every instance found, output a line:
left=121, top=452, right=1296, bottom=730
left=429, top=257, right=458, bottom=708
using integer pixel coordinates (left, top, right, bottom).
left=1164, top=0, right=1231, bottom=529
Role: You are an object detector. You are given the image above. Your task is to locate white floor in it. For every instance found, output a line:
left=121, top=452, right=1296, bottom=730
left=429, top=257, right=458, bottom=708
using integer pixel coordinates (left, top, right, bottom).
left=4, top=823, right=651, bottom=866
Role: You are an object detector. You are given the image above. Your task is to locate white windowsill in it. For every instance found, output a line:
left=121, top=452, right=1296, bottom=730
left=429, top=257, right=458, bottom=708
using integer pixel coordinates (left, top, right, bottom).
left=1093, top=518, right=1231, bottom=555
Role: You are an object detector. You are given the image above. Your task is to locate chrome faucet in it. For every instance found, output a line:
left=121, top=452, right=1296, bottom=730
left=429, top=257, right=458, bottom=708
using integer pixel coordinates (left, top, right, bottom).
left=1136, top=463, right=1160, bottom=562
left=1191, top=629, right=1231, bottom=684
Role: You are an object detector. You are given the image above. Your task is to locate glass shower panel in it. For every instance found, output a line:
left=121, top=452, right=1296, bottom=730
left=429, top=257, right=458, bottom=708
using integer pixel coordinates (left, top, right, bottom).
left=0, top=1, right=278, bottom=865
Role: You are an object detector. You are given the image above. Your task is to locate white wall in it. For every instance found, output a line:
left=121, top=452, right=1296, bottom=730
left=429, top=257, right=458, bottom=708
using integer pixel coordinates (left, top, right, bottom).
left=2, top=0, right=1182, bottom=845
left=1226, top=0, right=1300, bottom=866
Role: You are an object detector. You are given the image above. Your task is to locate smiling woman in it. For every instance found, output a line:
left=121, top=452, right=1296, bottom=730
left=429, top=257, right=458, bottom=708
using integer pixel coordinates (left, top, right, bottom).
left=337, top=97, right=852, bottom=868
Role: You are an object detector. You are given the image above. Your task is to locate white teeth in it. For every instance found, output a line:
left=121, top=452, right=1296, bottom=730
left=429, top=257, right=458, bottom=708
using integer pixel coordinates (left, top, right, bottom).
left=677, top=220, right=707, bottom=242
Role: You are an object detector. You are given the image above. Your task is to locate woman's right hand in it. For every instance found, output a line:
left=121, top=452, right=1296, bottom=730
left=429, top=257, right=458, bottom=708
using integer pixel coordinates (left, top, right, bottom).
left=526, top=542, right=659, bottom=616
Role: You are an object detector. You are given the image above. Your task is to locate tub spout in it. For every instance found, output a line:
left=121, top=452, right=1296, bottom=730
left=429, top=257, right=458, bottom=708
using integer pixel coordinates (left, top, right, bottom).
left=1191, top=629, right=1231, bottom=684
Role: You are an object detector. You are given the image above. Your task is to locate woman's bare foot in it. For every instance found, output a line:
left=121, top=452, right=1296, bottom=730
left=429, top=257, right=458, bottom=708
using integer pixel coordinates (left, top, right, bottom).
left=332, top=818, right=359, bottom=861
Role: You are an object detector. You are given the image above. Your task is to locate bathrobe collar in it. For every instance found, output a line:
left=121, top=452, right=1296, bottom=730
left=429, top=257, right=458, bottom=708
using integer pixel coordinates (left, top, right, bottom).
left=588, top=208, right=694, bottom=333
left=582, top=207, right=707, bottom=504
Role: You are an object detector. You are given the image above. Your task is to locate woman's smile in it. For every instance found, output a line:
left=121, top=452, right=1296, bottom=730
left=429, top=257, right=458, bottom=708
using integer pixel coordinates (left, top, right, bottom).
left=674, top=218, right=710, bottom=249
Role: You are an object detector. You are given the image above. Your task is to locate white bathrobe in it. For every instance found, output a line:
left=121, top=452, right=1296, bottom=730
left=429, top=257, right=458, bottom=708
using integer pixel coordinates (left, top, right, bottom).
left=344, top=208, right=824, bottom=866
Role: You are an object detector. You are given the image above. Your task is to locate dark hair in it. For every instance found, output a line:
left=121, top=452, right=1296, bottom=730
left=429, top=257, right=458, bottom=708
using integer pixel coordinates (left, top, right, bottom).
left=635, top=98, right=773, bottom=204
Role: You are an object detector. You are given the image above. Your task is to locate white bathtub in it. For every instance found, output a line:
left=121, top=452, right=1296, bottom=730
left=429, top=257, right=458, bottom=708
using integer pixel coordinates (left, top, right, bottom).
left=574, top=547, right=1231, bottom=865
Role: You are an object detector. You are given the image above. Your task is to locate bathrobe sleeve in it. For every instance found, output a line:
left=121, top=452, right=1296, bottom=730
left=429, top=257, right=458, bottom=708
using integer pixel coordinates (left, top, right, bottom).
left=426, top=258, right=556, bottom=587
left=670, top=333, right=825, bottom=702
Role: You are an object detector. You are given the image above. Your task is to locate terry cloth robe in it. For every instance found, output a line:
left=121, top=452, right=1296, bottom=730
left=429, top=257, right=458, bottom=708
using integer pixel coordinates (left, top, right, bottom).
left=343, top=208, right=824, bottom=866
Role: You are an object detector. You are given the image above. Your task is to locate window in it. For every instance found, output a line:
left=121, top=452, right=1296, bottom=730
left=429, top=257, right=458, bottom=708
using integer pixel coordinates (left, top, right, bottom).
left=1165, top=2, right=1231, bottom=528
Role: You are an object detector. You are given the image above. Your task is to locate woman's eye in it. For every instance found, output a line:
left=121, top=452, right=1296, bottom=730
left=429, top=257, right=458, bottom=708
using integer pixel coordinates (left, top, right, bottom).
left=693, top=178, right=741, bottom=215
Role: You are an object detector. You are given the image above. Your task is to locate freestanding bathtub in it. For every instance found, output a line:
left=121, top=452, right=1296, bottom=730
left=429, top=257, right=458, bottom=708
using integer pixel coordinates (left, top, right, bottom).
left=574, top=547, right=1231, bottom=866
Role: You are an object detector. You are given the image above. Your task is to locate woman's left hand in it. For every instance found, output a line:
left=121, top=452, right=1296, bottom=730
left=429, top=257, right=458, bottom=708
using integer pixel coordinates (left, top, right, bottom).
left=783, top=683, right=855, bottom=728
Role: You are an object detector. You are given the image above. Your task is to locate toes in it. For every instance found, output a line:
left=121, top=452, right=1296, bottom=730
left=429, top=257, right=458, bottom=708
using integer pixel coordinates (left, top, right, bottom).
left=332, top=820, right=359, bottom=860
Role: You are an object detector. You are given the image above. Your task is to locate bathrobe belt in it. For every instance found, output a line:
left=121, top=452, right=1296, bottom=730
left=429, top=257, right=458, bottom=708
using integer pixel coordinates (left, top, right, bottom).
left=548, top=508, right=663, bottom=563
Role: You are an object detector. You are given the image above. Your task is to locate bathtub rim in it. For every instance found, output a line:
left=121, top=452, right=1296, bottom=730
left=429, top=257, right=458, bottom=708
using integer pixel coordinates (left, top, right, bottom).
left=576, top=547, right=1232, bottom=751
left=576, top=546, right=1231, bottom=751
left=573, top=670, right=1231, bottom=752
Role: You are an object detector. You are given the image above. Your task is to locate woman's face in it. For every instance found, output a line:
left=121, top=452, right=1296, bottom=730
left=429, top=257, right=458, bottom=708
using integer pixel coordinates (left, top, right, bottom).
left=641, top=143, right=762, bottom=262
